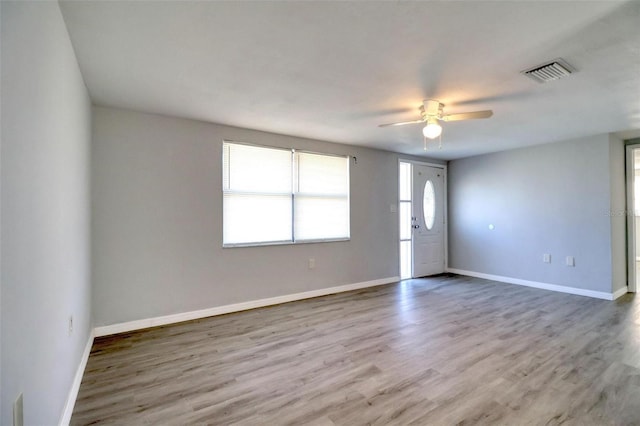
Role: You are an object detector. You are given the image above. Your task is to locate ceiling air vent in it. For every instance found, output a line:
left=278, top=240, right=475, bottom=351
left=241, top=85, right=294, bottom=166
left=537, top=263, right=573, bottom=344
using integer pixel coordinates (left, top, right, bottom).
left=522, top=59, right=574, bottom=83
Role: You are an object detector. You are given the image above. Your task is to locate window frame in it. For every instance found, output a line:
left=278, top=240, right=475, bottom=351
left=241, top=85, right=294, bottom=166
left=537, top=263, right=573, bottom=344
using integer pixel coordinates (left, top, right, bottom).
left=222, top=140, right=351, bottom=248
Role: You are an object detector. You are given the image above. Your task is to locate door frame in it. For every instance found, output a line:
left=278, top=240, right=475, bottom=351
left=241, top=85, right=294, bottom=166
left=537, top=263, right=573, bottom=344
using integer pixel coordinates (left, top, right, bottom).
left=625, top=144, right=639, bottom=293
left=398, top=159, right=448, bottom=277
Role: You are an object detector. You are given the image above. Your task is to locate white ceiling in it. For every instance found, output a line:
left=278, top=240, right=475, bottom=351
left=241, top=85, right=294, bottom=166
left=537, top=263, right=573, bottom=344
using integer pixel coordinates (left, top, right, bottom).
left=59, top=1, right=640, bottom=160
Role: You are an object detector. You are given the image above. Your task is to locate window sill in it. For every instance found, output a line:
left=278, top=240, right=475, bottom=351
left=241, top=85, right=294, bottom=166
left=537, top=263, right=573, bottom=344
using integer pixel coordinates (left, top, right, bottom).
left=223, top=237, right=350, bottom=248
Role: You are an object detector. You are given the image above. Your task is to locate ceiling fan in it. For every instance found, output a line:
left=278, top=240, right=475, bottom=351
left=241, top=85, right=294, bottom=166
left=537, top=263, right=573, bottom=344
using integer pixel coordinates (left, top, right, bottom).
left=378, top=99, right=493, bottom=150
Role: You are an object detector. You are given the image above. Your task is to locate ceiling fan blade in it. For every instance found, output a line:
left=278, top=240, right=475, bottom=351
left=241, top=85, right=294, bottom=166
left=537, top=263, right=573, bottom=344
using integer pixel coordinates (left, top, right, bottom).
left=378, top=119, right=424, bottom=128
left=441, top=110, right=493, bottom=122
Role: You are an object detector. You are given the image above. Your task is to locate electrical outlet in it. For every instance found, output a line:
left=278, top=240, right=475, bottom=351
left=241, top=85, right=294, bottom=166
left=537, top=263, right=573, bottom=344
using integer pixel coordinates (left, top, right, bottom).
left=308, top=258, right=315, bottom=269
left=543, top=253, right=551, bottom=263
left=68, top=315, right=73, bottom=334
left=14, top=393, right=23, bottom=426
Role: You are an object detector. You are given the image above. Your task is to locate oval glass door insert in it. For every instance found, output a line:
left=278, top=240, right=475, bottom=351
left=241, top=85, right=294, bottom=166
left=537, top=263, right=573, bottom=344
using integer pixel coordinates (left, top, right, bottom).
left=423, top=180, right=436, bottom=230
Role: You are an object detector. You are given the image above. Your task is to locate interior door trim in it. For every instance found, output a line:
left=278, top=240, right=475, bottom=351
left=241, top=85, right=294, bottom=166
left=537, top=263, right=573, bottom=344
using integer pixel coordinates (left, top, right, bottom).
left=626, top=144, right=639, bottom=293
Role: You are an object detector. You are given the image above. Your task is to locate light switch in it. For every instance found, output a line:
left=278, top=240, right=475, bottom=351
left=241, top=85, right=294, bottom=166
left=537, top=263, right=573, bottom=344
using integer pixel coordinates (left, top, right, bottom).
left=566, top=256, right=575, bottom=267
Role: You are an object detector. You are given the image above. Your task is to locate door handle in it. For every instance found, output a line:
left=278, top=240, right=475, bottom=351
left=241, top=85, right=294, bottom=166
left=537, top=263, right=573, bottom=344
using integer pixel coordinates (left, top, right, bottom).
left=412, top=224, right=420, bottom=229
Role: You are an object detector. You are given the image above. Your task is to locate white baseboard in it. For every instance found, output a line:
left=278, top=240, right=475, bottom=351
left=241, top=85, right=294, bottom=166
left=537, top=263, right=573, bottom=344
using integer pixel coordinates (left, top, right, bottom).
left=612, top=286, right=629, bottom=300
left=94, top=276, right=400, bottom=337
left=447, top=268, right=626, bottom=301
left=59, top=329, right=94, bottom=426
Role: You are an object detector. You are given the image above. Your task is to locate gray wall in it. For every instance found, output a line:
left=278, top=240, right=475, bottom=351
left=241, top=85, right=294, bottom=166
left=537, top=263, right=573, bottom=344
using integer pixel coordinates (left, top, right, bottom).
left=1, top=2, right=92, bottom=425
left=92, top=106, right=426, bottom=326
left=448, top=134, right=625, bottom=294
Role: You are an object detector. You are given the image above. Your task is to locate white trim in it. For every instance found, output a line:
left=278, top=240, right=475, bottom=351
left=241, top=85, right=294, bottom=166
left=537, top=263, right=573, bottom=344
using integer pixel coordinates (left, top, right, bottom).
left=626, top=144, right=640, bottom=293
left=94, top=277, right=400, bottom=337
left=59, top=330, right=94, bottom=426
left=447, top=268, right=624, bottom=301
left=443, top=166, right=448, bottom=271
left=223, top=237, right=350, bottom=248
left=400, top=158, right=447, bottom=170
left=613, top=286, right=629, bottom=300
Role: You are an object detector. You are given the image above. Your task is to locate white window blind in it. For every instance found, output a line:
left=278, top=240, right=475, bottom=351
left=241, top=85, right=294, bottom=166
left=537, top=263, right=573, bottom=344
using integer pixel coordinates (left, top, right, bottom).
left=223, top=143, right=292, bottom=245
left=295, top=152, right=350, bottom=241
left=223, top=142, right=350, bottom=246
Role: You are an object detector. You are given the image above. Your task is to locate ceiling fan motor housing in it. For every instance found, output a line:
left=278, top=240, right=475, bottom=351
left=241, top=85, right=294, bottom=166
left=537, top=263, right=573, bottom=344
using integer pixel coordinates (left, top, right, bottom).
left=420, top=100, right=444, bottom=120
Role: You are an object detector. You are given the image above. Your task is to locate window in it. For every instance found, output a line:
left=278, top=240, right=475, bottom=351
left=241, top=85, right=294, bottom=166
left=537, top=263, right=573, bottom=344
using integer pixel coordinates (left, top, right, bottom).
left=223, top=141, right=350, bottom=246
left=423, top=180, right=436, bottom=230
left=399, top=162, right=412, bottom=279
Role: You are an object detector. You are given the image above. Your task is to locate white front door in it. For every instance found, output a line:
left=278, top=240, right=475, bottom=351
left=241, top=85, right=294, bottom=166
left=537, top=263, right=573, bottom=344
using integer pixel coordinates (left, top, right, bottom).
left=412, top=164, right=445, bottom=277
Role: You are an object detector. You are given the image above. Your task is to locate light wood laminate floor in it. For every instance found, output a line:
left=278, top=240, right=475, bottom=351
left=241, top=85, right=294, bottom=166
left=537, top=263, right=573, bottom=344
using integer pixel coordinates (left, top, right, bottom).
left=72, top=275, right=640, bottom=425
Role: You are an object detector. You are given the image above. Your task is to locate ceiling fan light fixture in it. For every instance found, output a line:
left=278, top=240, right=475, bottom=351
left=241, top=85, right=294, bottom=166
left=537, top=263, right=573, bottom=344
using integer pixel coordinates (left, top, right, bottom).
left=378, top=98, right=492, bottom=150
left=422, top=118, right=442, bottom=139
